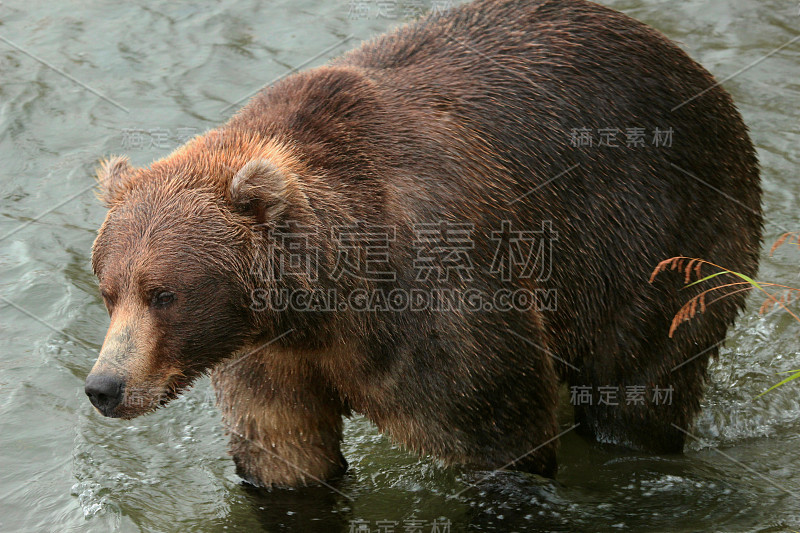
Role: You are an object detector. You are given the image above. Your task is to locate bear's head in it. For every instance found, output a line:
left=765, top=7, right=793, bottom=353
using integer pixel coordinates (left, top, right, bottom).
left=85, top=146, right=317, bottom=418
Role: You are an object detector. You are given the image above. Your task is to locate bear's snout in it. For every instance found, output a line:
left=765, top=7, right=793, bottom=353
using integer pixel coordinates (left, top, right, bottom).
left=85, top=373, right=125, bottom=416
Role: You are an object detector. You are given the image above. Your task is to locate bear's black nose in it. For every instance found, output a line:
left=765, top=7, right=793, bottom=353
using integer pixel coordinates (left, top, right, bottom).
left=85, top=374, right=124, bottom=414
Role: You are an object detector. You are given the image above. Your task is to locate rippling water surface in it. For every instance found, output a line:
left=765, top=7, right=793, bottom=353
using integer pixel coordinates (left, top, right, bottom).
left=0, top=1, right=798, bottom=531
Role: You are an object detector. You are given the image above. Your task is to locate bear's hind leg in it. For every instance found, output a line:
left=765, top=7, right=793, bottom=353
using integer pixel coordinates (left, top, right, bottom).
left=570, top=316, right=727, bottom=453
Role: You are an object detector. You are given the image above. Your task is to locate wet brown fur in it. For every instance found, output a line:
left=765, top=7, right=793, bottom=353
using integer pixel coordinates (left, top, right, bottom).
left=89, top=0, right=761, bottom=487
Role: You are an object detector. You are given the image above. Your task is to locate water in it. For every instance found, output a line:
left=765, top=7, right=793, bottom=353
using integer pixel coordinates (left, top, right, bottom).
left=0, top=0, right=798, bottom=531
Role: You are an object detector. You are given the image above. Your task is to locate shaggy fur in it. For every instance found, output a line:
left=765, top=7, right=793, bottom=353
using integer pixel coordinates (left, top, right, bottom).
left=88, top=0, right=761, bottom=486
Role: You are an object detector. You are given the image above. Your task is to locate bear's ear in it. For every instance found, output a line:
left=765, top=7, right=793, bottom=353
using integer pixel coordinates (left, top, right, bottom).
left=229, top=159, right=310, bottom=224
left=96, top=156, right=136, bottom=206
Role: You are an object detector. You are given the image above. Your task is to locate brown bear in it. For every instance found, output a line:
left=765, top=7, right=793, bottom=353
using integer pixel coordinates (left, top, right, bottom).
left=85, top=0, right=762, bottom=487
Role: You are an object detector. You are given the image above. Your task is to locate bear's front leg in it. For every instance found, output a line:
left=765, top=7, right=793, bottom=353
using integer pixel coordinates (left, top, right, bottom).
left=210, top=347, right=348, bottom=488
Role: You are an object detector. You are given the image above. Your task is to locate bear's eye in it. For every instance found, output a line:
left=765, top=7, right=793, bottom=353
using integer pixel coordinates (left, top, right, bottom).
left=100, top=290, right=116, bottom=313
left=151, top=291, right=176, bottom=309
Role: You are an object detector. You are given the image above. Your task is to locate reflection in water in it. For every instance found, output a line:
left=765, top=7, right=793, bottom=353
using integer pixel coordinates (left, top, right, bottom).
left=241, top=482, right=353, bottom=532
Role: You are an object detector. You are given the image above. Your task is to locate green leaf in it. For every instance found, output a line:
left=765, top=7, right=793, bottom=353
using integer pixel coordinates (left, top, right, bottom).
left=685, top=269, right=764, bottom=292
left=685, top=271, right=729, bottom=288
left=756, top=370, right=800, bottom=398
